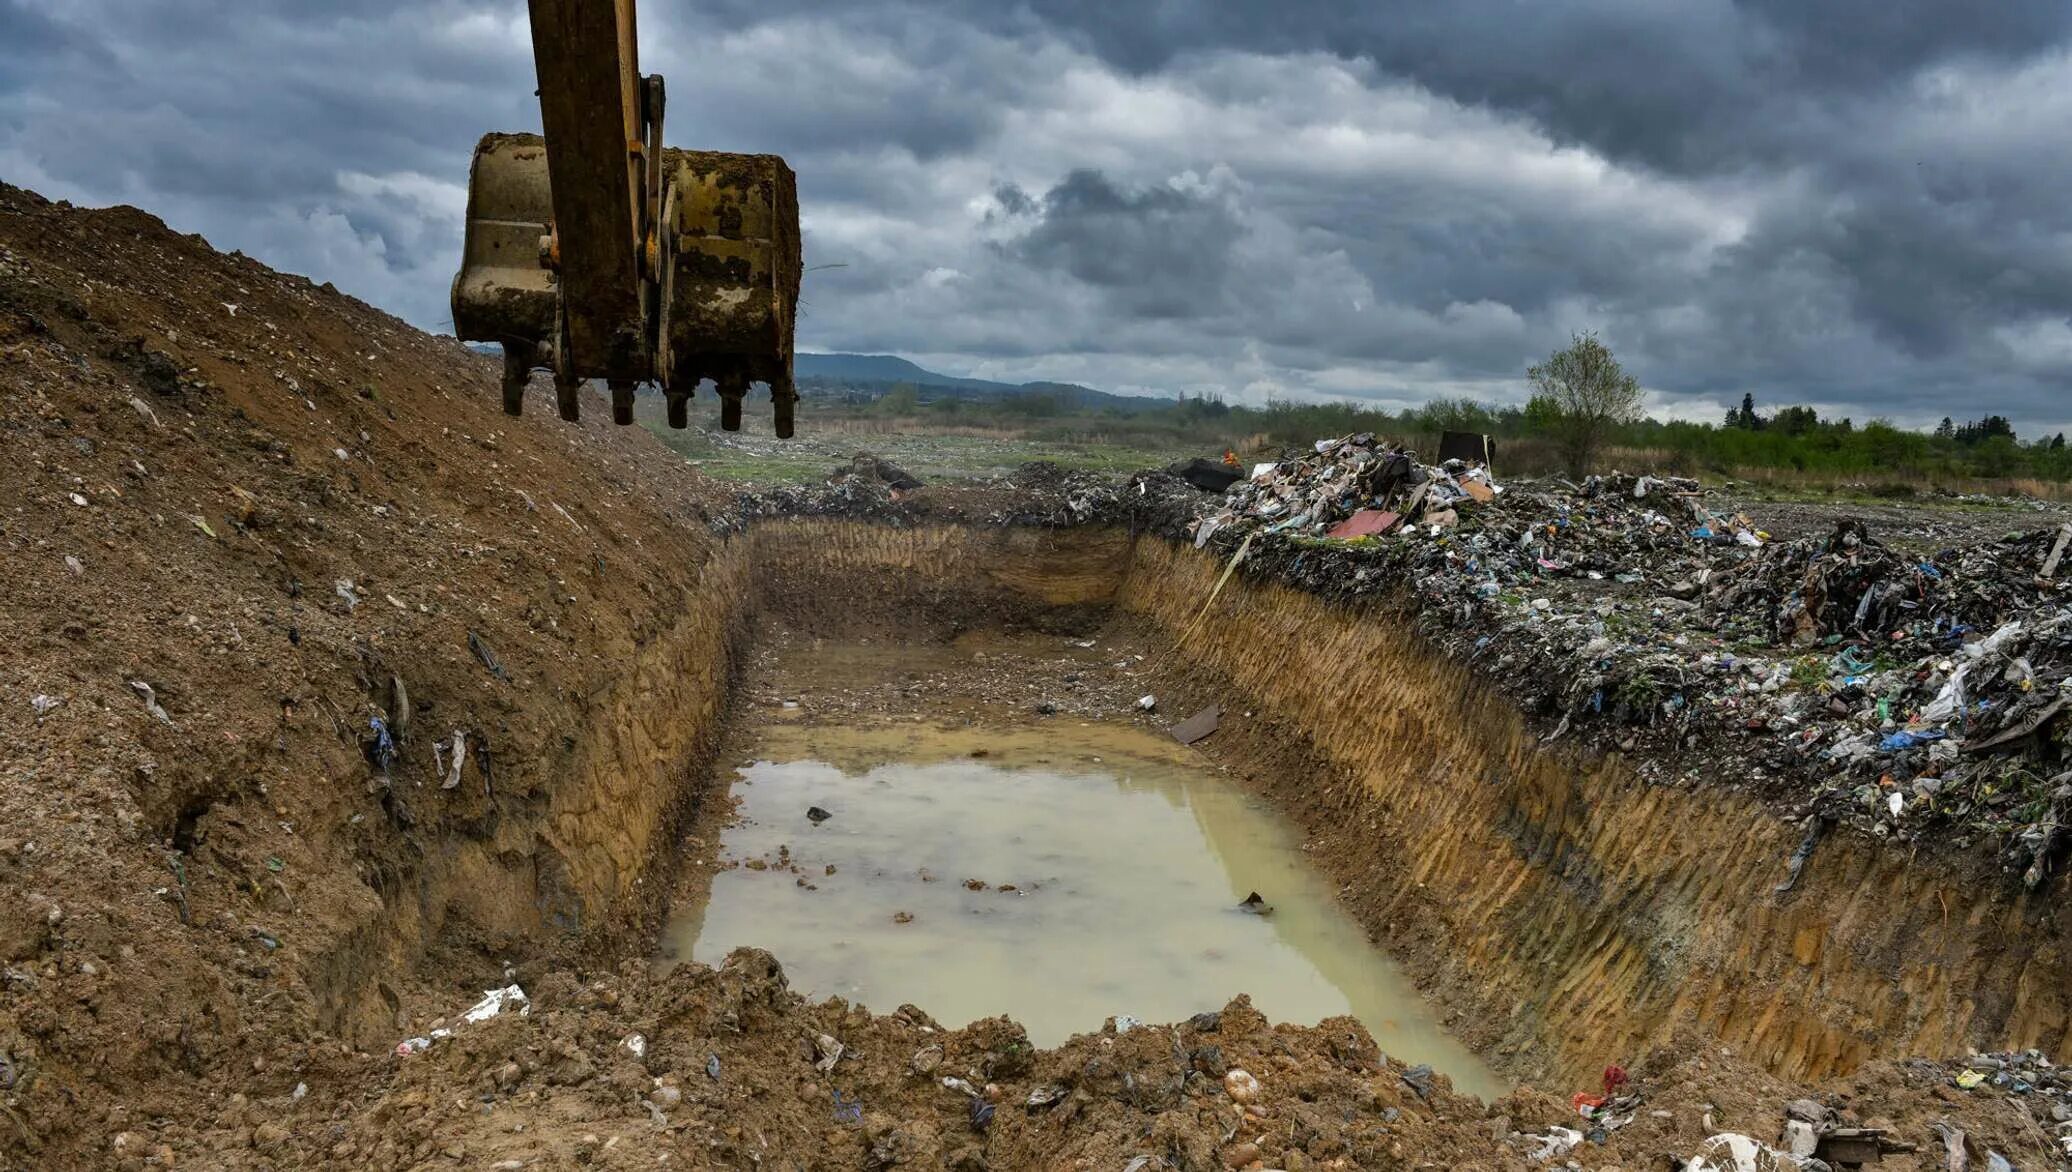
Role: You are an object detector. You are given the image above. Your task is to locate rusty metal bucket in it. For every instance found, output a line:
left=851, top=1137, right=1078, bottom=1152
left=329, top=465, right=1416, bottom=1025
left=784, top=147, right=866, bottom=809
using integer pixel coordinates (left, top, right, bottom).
left=657, top=149, right=800, bottom=434
left=449, top=132, right=800, bottom=433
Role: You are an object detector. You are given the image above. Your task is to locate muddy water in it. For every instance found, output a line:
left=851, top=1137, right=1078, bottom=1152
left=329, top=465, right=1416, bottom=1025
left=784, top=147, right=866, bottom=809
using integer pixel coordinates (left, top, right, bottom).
left=660, top=719, right=1504, bottom=1099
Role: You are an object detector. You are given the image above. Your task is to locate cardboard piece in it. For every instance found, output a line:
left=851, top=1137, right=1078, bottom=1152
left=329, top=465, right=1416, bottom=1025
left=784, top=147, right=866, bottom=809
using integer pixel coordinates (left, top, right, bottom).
left=1327, top=509, right=1400, bottom=540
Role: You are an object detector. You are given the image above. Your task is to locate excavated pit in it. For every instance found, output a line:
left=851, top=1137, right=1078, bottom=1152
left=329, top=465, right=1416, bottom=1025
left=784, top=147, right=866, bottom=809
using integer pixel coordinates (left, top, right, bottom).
left=654, top=649, right=1507, bottom=1100
left=11, top=186, right=2066, bottom=1165
left=571, top=518, right=2069, bottom=1093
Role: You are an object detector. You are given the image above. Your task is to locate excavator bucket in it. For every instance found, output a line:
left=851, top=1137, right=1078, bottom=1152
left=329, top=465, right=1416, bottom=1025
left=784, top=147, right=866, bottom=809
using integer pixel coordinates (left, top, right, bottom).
left=450, top=134, right=558, bottom=414
left=656, top=149, right=800, bottom=436
left=449, top=132, right=801, bottom=433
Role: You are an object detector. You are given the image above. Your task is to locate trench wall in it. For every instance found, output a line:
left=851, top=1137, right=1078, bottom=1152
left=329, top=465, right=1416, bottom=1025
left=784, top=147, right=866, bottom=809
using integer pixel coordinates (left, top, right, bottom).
left=312, top=539, right=756, bottom=1042
left=353, top=517, right=2069, bottom=1089
left=1117, top=537, right=2072, bottom=1085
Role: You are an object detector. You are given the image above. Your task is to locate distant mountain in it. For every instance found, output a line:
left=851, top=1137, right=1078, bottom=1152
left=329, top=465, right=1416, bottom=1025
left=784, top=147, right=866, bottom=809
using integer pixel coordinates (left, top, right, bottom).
left=795, top=353, right=1004, bottom=390
left=794, top=352, right=1164, bottom=413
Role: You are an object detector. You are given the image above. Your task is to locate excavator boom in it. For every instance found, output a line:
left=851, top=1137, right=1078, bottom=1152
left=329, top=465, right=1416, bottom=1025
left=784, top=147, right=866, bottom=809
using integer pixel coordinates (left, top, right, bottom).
left=451, top=0, right=800, bottom=436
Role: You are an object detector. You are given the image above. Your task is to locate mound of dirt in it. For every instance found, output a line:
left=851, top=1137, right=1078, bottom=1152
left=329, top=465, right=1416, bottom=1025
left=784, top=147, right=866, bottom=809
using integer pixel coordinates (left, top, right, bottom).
left=0, top=183, right=730, bottom=1164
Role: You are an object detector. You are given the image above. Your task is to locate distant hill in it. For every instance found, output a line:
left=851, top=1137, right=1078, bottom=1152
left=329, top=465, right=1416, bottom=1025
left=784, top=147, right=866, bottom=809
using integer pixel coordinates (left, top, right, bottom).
left=795, top=352, right=1165, bottom=413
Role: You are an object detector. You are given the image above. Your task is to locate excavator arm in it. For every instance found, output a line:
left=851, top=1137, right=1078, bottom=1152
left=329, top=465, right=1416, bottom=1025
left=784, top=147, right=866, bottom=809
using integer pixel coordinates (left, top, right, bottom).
left=451, top=0, right=801, bottom=436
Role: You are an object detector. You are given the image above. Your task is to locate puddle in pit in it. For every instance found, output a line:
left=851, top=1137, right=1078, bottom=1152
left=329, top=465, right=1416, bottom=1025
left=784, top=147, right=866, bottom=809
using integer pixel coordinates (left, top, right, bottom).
left=659, top=720, right=1504, bottom=1099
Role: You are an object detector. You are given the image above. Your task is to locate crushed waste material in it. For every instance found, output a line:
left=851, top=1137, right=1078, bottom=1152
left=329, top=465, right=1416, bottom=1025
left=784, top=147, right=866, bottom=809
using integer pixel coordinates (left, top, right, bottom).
left=1080, top=432, right=2072, bottom=884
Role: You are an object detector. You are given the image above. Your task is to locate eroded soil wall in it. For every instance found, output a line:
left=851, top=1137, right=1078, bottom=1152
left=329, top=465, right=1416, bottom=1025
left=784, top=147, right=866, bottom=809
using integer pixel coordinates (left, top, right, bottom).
left=742, top=521, right=2071, bottom=1089
left=310, top=539, right=757, bottom=1044
left=1117, top=538, right=2072, bottom=1085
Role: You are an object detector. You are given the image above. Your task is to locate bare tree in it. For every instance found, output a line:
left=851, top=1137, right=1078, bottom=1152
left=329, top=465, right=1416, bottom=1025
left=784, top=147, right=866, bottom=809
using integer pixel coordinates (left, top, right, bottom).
left=1526, top=332, right=1643, bottom=478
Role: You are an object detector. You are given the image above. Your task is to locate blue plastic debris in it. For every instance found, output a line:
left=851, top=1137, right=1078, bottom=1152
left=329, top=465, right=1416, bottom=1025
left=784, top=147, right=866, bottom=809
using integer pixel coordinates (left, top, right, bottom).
left=1882, top=728, right=1947, bottom=751
left=368, top=716, right=397, bottom=772
left=832, top=1090, right=863, bottom=1124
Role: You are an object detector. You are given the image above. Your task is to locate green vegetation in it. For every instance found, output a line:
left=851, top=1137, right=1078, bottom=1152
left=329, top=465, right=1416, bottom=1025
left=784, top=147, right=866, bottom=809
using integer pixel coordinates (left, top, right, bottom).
left=1525, top=331, right=1644, bottom=477
left=796, top=363, right=2072, bottom=490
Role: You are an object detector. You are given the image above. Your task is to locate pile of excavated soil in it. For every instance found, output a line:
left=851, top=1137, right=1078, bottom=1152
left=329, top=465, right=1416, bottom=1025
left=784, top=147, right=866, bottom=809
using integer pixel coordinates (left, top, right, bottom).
left=0, top=182, right=732, bottom=1165
left=1, top=183, right=2066, bottom=1170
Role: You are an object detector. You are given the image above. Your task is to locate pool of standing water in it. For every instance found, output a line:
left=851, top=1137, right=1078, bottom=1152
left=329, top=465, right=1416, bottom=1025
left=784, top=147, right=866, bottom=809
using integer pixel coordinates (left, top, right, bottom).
left=658, top=717, right=1504, bottom=1099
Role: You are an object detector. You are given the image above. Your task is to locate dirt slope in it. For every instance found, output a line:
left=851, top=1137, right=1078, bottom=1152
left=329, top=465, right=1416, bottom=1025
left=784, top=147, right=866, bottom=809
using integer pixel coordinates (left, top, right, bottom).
left=0, top=182, right=732, bottom=1164
left=0, top=184, right=2065, bottom=1170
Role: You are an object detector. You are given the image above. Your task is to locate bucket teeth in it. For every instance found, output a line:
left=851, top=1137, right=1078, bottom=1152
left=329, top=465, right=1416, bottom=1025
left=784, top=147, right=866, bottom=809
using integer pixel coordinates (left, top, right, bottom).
left=500, top=346, right=530, bottom=417
left=554, top=367, right=581, bottom=423
left=773, top=376, right=796, bottom=439
left=717, top=372, right=748, bottom=433
left=609, top=380, right=636, bottom=426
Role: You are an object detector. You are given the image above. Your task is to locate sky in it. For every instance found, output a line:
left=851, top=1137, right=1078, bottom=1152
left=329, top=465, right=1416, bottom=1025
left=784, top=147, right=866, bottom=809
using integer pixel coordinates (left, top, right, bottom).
left=3, top=2, right=2070, bottom=433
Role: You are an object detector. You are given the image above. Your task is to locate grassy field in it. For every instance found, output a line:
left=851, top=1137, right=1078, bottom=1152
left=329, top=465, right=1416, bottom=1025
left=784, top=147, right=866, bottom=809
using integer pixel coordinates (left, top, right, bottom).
left=638, top=406, right=1185, bottom=486
left=636, top=391, right=2072, bottom=509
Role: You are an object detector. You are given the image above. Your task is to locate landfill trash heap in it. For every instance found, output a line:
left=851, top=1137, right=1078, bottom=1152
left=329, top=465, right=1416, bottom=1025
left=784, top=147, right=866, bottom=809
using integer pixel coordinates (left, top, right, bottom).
left=1166, top=433, right=2072, bottom=886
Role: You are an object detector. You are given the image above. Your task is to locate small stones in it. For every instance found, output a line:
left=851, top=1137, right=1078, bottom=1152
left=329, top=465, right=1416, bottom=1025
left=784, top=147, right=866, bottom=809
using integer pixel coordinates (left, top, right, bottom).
left=1224, top=1069, right=1260, bottom=1102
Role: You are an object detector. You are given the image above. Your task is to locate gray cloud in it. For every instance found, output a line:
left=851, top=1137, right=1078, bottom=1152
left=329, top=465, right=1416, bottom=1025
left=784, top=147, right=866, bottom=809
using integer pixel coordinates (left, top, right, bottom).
left=998, top=170, right=1241, bottom=318
left=2, top=0, right=2070, bottom=433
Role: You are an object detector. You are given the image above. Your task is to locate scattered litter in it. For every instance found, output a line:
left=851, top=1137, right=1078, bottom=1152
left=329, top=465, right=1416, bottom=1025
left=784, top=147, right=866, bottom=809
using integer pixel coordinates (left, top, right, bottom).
left=395, top=984, right=528, bottom=1056
left=1685, top=1132, right=1816, bottom=1171
left=1400, top=1063, right=1437, bottom=1100
left=129, top=680, right=173, bottom=725
left=30, top=694, right=63, bottom=718
left=463, top=985, right=528, bottom=1023
left=468, top=630, right=509, bottom=681
left=440, top=729, right=467, bottom=790
left=620, top=1033, right=646, bottom=1058
left=813, top=1034, right=844, bottom=1074
left=705, top=1054, right=721, bottom=1080
left=1135, top=694, right=1156, bottom=711
left=1113, top=1015, right=1142, bottom=1034
left=1526, top=1126, right=1582, bottom=1161
left=366, top=716, right=397, bottom=772
left=1168, top=703, right=1221, bottom=745
left=333, top=579, right=359, bottom=612
left=1327, top=508, right=1400, bottom=540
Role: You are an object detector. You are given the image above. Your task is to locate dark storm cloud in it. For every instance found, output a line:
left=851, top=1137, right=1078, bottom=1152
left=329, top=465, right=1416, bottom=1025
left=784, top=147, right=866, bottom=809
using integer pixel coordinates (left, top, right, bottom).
left=999, top=170, right=1240, bottom=318
left=2, top=0, right=2069, bottom=430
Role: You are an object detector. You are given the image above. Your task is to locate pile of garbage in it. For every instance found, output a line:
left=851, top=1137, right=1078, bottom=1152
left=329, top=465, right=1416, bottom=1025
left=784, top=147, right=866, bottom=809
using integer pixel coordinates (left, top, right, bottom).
left=1170, top=434, right=2072, bottom=883
left=1932, top=1049, right=2072, bottom=1162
